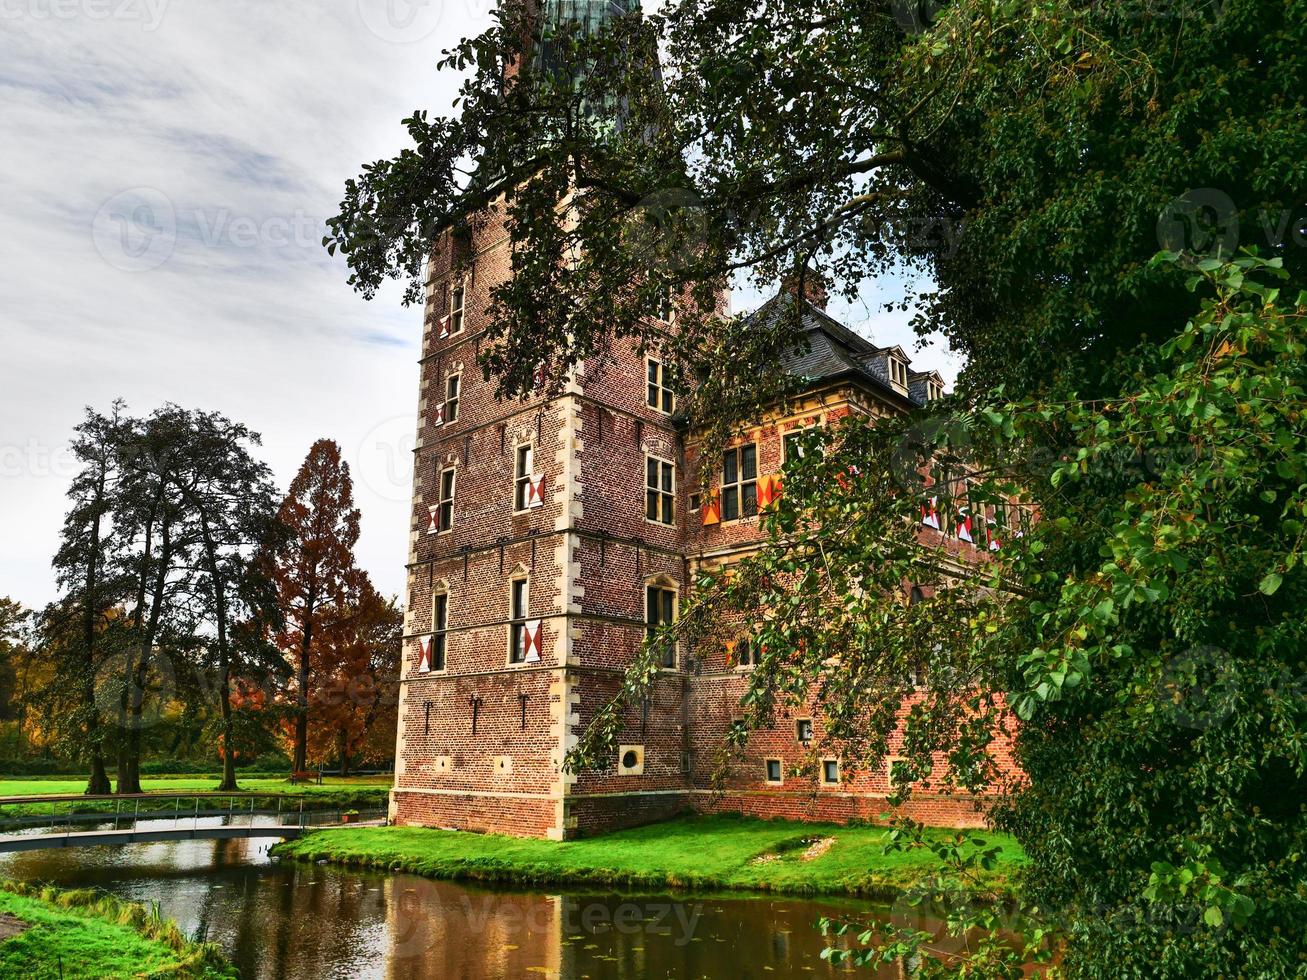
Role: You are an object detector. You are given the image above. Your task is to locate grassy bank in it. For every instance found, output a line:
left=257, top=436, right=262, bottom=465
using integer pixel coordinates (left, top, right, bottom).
left=0, top=775, right=391, bottom=821
left=0, top=880, right=234, bottom=979
left=273, top=814, right=1024, bottom=900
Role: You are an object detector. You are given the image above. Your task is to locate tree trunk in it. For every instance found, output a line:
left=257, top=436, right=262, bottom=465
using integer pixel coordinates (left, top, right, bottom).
left=293, top=610, right=314, bottom=775
left=82, top=464, right=113, bottom=797
left=337, top=729, right=350, bottom=777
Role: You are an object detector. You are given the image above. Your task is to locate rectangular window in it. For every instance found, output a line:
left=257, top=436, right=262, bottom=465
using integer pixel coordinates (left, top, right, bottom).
left=508, top=579, right=529, bottom=664
left=431, top=593, right=448, bottom=672
left=890, top=357, right=908, bottom=388
left=721, top=445, right=758, bottom=521
left=645, top=456, right=675, bottom=526
left=514, top=444, right=534, bottom=511
left=445, top=374, right=461, bottom=424
left=436, top=467, right=455, bottom=533
left=822, top=759, right=840, bottom=785
left=449, top=282, right=465, bottom=334
left=796, top=719, right=813, bottom=744
left=765, top=759, right=783, bottom=784
left=646, top=586, right=677, bottom=668
left=646, top=358, right=675, bottom=414
left=658, top=284, right=675, bottom=323
left=734, top=637, right=756, bottom=668
left=689, top=493, right=701, bottom=513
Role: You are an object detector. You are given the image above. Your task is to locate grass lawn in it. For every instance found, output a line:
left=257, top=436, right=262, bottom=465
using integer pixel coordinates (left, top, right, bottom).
left=273, top=813, right=1024, bottom=900
left=0, top=882, right=233, bottom=979
left=0, top=775, right=392, bottom=820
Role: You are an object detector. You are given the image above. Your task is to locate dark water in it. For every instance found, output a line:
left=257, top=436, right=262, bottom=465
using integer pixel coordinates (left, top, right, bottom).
left=0, top=834, right=904, bottom=978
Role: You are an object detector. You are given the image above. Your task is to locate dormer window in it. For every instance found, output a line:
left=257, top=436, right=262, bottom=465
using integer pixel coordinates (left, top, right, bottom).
left=889, top=357, right=909, bottom=390
left=926, top=379, right=944, bottom=401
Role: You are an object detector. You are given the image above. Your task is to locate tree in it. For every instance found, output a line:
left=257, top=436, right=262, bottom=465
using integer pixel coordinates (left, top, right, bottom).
left=302, top=587, right=402, bottom=776
left=170, top=410, right=285, bottom=792
left=323, top=1, right=1307, bottom=973
left=267, top=440, right=368, bottom=775
left=45, top=405, right=131, bottom=794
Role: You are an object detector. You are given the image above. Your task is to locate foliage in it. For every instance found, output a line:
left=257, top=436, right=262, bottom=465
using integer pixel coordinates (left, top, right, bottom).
left=266, top=439, right=373, bottom=773
left=273, top=814, right=1023, bottom=898
left=323, top=0, right=1307, bottom=973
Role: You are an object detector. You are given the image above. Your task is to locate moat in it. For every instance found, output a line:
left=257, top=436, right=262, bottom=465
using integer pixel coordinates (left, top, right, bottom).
left=0, top=834, right=904, bottom=978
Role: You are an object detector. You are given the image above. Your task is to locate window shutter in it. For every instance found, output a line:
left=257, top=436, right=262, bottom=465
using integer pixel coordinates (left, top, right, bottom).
left=416, top=637, right=431, bottom=674
left=921, top=496, right=940, bottom=529
left=527, top=474, right=546, bottom=509
left=957, top=508, right=973, bottom=543
left=432, top=401, right=445, bottom=427
left=758, top=474, right=783, bottom=510
left=438, top=314, right=451, bottom=339
left=987, top=518, right=1001, bottom=551
left=524, top=620, right=543, bottom=662
left=534, top=364, right=548, bottom=391
left=701, top=489, right=721, bottom=526
left=427, top=505, right=440, bottom=535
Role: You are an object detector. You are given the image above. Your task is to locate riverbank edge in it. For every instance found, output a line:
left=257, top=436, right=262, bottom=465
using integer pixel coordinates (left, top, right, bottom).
left=272, top=816, right=1022, bottom=904
left=0, top=878, right=236, bottom=978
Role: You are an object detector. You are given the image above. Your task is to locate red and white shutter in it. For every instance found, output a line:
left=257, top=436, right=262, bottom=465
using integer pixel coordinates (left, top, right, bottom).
left=921, top=496, right=940, bottom=530
left=957, top=508, right=974, bottom=543
left=438, top=314, right=451, bottom=340
left=427, top=505, right=440, bottom=535
left=416, top=637, right=431, bottom=674
left=524, top=620, right=543, bottom=663
left=526, top=474, right=546, bottom=509
left=987, top=519, right=1001, bottom=551
left=432, top=401, right=445, bottom=427
left=534, top=363, right=548, bottom=391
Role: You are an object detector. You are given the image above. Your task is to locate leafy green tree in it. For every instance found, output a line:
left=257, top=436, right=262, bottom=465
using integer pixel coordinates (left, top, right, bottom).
left=323, top=0, right=1307, bottom=972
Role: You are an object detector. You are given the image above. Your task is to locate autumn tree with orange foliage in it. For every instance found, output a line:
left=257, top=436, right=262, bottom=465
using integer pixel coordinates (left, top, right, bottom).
left=299, top=584, right=401, bottom=775
left=267, top=440, right=370, bottom=774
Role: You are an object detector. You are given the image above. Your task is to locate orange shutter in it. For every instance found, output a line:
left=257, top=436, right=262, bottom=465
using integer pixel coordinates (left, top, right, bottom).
left=701, top=489, right=722, bottom=526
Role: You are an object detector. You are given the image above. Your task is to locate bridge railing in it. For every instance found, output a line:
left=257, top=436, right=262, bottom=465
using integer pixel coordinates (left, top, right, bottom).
left=0, top=792, right=388, bottom=838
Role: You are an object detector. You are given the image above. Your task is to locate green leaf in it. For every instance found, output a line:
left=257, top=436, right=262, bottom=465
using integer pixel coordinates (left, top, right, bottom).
left=1258, top=572, right=1283, bottom=596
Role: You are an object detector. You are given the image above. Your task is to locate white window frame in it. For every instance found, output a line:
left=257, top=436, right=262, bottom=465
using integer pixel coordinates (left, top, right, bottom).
left=448, top=279, right=466, bottom=335
left=513, top=443, right=535, bottom=513
left=721, top=443, right=759, bottom=522
left=644, top=583, right=679, bottom=669
left=444, top=373, right=461, bottom=424
left=821, top=757, right=841, bottom=786
left=645, top=455, right=675, bottom=527
left=507, top=576, right=530, bottom=665
left=429, top=591, right=449, bottom=673
left=646, top=357, right=675, bottom=415
left=434, top=466, right=456, bottom=535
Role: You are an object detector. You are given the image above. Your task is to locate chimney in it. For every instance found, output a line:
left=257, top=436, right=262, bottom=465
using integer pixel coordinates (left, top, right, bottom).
left=781, top=268, right=828, bottom=311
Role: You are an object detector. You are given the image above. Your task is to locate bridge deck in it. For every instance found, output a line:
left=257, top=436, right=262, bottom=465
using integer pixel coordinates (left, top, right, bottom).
left=0, top=820, right=384, bottom=853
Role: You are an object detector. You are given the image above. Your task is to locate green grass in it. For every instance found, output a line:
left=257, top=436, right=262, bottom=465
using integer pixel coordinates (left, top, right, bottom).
left=0, top=881, right=234, bottom=979
left=0, top=776, right=391, bottom=821
left=273, top=813, right=1025, bottom=901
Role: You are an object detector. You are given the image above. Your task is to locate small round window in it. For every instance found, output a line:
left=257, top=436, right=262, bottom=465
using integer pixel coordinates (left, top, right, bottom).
left=621, top=750, right=639, bottom=770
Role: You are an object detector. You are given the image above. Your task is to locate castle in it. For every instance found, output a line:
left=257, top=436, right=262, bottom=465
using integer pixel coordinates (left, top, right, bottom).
left=388, top=3, right=1017, bottom=841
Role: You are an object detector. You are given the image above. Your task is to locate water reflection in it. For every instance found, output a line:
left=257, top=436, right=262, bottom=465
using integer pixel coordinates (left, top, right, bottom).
left=0, top=837, right=901, bottom=978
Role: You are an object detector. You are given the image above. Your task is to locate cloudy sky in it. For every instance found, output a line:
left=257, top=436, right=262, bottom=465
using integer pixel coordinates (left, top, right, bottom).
left=0, top=0, right=958, bottom=613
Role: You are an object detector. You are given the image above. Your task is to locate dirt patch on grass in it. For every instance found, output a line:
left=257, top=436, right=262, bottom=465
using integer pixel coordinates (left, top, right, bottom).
left=0, top=913, right=29, bottom=942
left=801, top=837, right=835, bottom=861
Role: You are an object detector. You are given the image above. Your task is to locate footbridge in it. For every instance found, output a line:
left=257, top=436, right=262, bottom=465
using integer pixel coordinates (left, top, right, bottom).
left=0, top=792, right=386, bottom=853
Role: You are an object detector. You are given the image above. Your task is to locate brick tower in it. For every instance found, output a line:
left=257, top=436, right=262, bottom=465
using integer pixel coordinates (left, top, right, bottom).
left=390, top=5, right=1018, bottom=839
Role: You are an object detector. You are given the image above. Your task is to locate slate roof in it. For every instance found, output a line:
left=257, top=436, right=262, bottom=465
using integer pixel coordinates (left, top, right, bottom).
left=748, top=292, right=942, bottom=408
